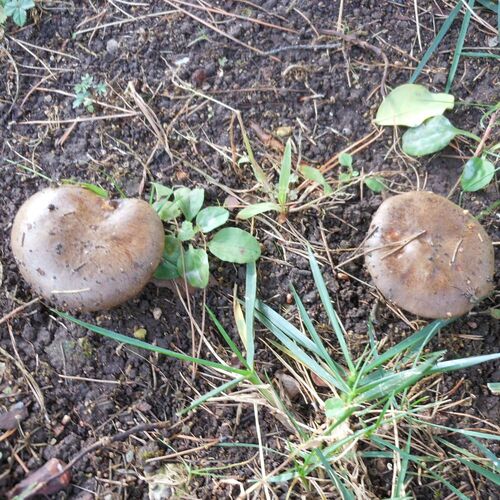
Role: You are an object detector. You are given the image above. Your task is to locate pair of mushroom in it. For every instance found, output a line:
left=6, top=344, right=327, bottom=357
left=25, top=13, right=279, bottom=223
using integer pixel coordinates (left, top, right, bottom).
left=11, top=187, right=494, bottom=319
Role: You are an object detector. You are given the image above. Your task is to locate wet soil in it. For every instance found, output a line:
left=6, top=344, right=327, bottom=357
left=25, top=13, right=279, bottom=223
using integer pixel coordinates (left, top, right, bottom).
left=0, top=1, right=498, bottom=498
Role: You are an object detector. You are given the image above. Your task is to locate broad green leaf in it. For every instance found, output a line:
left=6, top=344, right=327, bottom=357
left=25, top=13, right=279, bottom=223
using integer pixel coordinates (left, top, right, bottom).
left=278, top=139, right=292, bottom=207
left=375, top=84, right=454, bottom=127
left=174, top=187, right=204, bottom=221
left=339, top=152, right=353, bottom=168
left=156, top=200, right=181, bottom=221
left=5, top=0, right=34, bottom=26
left=300, top=165, right=333, bottom=194
left=154, top=236, right=181, bottom=280
left=151, top=182, right=173, bottom=202
left=177, top=246, right=209, bottom=288
left=178, top=220, right=196, bottom=241
left=461, top=157, right=495, bottom=192
left=402, top=115, right=459, bottom=156
left=237, top=202, right=280, bottom=220
left=364, top=177, right=386, bottom=193
left=208, top=228, right=261, bottom=263
left=196, top=206, right=229, bottom=233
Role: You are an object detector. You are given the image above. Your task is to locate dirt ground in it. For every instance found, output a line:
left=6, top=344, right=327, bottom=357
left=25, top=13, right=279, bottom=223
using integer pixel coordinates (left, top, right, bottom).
left=0, top=1, right=498, bottom=498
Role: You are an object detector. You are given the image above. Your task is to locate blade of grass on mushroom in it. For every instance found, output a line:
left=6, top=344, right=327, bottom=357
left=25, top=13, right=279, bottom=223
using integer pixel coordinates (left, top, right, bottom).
left=308, top=247, right=355, bottom=373
left=445, top=0, right=475, bottom=93
left=408, top=0, right=462, bottom=83
left=54, top=310, right=247, bottom=375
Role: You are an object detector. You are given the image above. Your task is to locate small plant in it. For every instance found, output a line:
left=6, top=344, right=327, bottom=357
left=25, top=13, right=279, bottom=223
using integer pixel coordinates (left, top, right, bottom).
left=237, top=138, right=298, bottom=221
left=376, top=84, right=498, bottom=192
left=0, top=0, right=35, bottom=27
left=73, top=74, right=107, bottom=113
left=151, top=183, right=261, bottom=288
left=337, top=152, right=359, bottom=183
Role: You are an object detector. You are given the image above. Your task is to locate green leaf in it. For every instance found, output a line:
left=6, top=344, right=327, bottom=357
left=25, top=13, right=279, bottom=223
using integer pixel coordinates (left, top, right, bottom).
left=364, top=177, right=386, bottom=193
left=339, top=152, right=353, bottom=168
left=208, top=228, right=261, bottom=263
left=177, top=246, right=209, bottom=288
left=461, top=157, right=495, bottom=192
left=5, top=0, right=34, bottom=26
left=277, top=139, right=292, bottom=207
left=154, top=236, right=181, bottom=280
left=487, top=382, right=500, bottom=395
left=151, top=183, right=173, bottom=203
left=196, top=206, right=229, bottom=233
left=456, top=457, right=500, bottom=486
left=174, top=187, right=204, bottom=221
left=0, top=6, right=7, bottom=24
left=402, top=115, right=459, bottom=157
left=94, top=82, right=107, bottom=96
left=299, top=165, right=333, bottom=194
left=430, top=353, right=500, bottom=374
left=178, top=220, right=196, bottom=241
left=325, top=397, right=348, bottom=420
left=245, top=262, right=257, bottom=367
left=237, top=202, right=280, bottom=220
left=375, top=84, right=454, bottom=127
left=156, top=200, right=181, bottom=221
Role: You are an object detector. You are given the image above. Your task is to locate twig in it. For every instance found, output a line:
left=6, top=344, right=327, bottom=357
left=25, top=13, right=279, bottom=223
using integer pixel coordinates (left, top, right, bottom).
left=0, top=298, right=40, bottom=326
left=264, top=42, right=341, bottom=55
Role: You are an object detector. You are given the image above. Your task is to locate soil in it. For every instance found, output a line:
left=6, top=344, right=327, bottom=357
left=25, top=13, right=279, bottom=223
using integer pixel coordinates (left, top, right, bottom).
left=0, top=1, right=498, bottom=498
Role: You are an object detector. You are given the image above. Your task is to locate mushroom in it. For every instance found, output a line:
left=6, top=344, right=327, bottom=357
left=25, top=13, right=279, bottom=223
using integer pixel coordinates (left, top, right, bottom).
left=11, top=186, right=165, bottom=312
left=364, top=191, right=494, bottom=319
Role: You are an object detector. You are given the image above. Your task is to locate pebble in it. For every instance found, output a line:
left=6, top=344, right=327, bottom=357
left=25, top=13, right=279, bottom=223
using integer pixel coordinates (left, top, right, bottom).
left=106, top=39, right=119, bottom=55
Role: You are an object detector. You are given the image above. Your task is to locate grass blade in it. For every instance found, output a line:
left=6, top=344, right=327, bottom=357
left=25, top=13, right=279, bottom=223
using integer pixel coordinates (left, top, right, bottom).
left=365, top=319, right=450, bottom=372
left=277, top=139, right=292, bottom=208
left=290, top=283, right=348, bottom=382
left=427, top=470, right=470, bottom=500
left=55, top=310, right=246, bottom=375
left=206, top=306, right=248, bottom=368
left=255, top=300, right=322, bottom=356
left=308, top=247, right=355, bottom=373
left=245, top=262, right=257, bottom=367
left=395, top=429, right=412, bottom=498
left=430, top=352, right=500, bottom=374
left=179, top=375, right=247, bottom=415
left=409, top=1, right=462, bottom=83
left=456, top=457, right=500, bottom=485
left=316, top=449, right=355, bottom=500
left=446, top=0, right=475, bottom=92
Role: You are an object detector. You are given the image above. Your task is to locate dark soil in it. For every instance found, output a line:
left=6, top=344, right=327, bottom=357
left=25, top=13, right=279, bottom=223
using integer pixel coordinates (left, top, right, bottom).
left=0, top=1, right=498, bottom=498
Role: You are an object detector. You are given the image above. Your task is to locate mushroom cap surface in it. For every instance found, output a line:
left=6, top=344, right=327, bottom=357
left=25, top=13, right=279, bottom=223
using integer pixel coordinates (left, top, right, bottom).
left=11, top=186, right=165, bottom=312
left=364, top=191, right=494, bottom=319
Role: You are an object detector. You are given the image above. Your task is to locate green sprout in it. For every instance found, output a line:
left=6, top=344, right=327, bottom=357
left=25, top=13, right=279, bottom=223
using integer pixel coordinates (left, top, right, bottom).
left=73, top=74, right=107, bottom=113
left=150, top=183, right=261, bottom=289
left=0, top=0, right=35, bottom=27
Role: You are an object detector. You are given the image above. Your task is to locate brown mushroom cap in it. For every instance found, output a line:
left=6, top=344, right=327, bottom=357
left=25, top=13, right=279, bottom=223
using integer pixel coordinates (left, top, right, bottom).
left=364, top=191, right=494, bottom=319
left=11, top=186, right=165, bottom=312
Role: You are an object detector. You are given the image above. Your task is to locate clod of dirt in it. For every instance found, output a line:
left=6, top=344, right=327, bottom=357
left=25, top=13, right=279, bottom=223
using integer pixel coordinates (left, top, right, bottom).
left=11, top=186, right=164, bottom=312
left=0, top=402, right=28, bottom=430
left=7, top=458, right=71, bottom=499
left=364, top=191, right=494, bottom=319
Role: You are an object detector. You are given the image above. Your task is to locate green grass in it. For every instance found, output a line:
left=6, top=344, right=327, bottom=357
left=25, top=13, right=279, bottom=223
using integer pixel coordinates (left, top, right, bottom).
left=56, top=250, right=500, bottom=498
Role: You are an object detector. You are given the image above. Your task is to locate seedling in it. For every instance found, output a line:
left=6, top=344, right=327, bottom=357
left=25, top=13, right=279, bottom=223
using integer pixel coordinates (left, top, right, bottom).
left=151, top=183, right=261, bottom=288
left=337, top=152, right=359, bottom=183
left=0, top=0, right=35, bottom=27
left=376, top=84, right=498, bottom=192
left=73, top=74, right=107, bottom=113
left=237, top=138, right=298, bottom=221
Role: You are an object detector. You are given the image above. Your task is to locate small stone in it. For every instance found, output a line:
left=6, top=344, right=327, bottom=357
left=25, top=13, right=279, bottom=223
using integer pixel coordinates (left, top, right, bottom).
left=106, top=39, right=119, bottom=55
left=152, top=307, right=162, bottom=320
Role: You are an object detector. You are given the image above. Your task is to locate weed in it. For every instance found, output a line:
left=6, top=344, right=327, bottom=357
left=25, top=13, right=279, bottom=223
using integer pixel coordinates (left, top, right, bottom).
left=73, top=74, right=107, bottom=113
left=150, top=184, right=260, bottom=288
left=0, top=0, right=34, bottom=27
left=376, top=84, right=498, bottom=192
